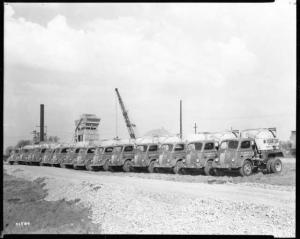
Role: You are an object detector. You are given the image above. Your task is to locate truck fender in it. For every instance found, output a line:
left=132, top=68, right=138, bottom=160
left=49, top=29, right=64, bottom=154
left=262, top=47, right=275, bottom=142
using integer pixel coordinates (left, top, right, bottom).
left=147, top=158, right=157, bottom=166
left=204, top=158, right=214, bottom=167
left=239, top=158, right=253, bottom=168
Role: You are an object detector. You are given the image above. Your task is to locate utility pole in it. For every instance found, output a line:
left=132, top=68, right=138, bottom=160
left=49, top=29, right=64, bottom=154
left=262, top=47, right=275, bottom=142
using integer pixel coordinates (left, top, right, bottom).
left=180, top=100, right=182, bottom=139
left=40, top=104, right=44, bottom=142
left=194, top=122, right=197, bottom=134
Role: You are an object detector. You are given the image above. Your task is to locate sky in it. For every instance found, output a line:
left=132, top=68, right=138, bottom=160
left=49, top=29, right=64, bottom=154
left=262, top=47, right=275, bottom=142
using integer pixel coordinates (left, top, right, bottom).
left=4, top=1, right=296, bottom=149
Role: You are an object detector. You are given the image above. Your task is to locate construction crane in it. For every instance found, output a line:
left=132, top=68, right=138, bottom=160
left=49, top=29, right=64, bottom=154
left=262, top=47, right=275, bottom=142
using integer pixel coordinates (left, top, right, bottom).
left=115, top=88, right=136, bottom=139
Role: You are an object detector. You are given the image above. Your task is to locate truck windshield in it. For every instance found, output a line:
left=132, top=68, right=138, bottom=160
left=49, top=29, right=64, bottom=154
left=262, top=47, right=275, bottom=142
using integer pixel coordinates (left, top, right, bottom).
left=188, top=143, right=203, bottom=151
left=174, top=144, right=184, bottom=151
left=149, top=145, right=158, bottom=151
left=204, top=142, right=214, bottom=150
left=228, top=141, right=239, bottom=149
left=162, top=144, right=173, bottom=151
left=87, top=148, right=96, bottom=154
left=137, top=145, right=147, bottom=152
left=124, top=145, right=134, bottom=152
left=61, top=148, right=69, bottom=153
left=241, top=141, right=251, bottom=149
left=105, top=147, right=113, bottom=153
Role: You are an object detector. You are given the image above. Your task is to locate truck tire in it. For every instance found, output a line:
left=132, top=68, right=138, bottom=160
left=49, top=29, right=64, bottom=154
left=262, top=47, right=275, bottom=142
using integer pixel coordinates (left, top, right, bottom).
left=122, top=160, right=132, bottom=172
left=86, top=164, right=93, bottom=171
left=147, top=161, right=156, bottom=173
left=204, top=160, right=214, bottom=176
left=173, top=161, right=183, bottom=174
left=266, top=159, right=273, bottom=173
left=239, top=160, right=252, bottom=176
left=270, top=158, right=282, bottom=174
left=103, top=160, right=110, bottom=171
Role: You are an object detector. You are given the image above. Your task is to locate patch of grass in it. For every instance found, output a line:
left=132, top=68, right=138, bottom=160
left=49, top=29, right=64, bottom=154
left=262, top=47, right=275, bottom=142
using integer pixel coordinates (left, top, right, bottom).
left=3, top=172, right=101, bottom=234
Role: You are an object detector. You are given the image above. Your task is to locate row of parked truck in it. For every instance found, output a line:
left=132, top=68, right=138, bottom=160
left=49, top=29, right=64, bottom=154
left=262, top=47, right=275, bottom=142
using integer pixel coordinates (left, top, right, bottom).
left=7, top=128, right=284, bottom=176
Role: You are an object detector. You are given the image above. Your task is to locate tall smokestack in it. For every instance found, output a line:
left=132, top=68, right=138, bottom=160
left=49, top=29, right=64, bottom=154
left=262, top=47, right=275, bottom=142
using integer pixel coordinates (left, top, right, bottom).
left=40, top=104, right=44, bottom=142
left=180, top=100, right=182, bottom=139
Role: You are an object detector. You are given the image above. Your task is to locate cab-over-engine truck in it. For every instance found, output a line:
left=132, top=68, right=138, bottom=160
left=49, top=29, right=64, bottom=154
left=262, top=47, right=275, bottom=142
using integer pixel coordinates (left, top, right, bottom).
left=109, top=144, right=135, bottom=172
left=29, top=146, right=47, bottom=166
left=132, top=143, right=160, bottom=173
left=51, top=146, right=72, bottom=167
left=184, top=140, right=218, bottom=175
left=212, top=128, right=283, bottom=176
left=153, top=140, right=186, bottom=174
left=90, top=145, right=114, bottom=171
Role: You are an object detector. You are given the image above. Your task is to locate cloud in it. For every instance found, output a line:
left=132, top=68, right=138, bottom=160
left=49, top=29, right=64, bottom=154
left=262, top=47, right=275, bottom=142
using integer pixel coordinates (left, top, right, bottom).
left=3, top=3, right=296, bottom=149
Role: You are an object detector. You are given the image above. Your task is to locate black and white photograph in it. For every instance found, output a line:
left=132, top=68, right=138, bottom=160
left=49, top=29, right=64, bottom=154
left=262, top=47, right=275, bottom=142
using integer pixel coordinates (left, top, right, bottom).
left=3, top=1, right=296, bottom=236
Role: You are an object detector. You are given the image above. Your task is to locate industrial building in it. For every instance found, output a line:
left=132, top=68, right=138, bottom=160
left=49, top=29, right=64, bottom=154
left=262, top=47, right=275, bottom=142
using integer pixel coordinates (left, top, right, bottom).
left=74, top=114, right=101, bottom=143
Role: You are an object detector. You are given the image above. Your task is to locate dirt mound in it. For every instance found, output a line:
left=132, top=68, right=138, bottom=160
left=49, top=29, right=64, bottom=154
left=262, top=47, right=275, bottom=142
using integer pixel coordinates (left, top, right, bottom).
left=3, top=172, right=100, bottom=234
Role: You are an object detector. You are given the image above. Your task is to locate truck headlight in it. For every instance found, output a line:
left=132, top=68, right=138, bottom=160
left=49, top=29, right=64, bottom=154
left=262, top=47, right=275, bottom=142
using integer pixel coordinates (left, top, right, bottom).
left=196, top=159, right=200, bottom=163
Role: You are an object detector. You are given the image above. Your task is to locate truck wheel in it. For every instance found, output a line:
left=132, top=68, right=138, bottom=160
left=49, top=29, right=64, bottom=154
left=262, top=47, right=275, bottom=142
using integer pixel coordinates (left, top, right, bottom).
left=270, top=158, right=282, bottom=174
left=173, top=161, right=183, bottom=174
left=204, top=160, right=214, bottom=176
left=103, top=160, right=110, bottom=171
left=122, top=160, right=132, bottom=172
left=147, top=161, right=156, bottom=173
left=86, top=164, right=93, bottom=171
left=239, top=160, right=252, bottom=176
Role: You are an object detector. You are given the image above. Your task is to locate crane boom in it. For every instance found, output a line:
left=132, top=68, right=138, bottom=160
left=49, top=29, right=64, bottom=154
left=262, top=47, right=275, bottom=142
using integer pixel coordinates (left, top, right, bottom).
left=115, top=88, right=136, bottom=139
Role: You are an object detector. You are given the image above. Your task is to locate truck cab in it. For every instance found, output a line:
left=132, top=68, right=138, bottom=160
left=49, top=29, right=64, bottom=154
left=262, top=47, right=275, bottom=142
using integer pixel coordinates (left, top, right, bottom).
left=60, top=146, right=75, bottom=168
left=184, top=140, right=218, bottom=175
left=110, top=144, right=135, bottom=172
left=41, top=148, right=55, bottom=166
left=72, top=147, right=88, bottom=169
left=8, top=149, right=20, bottom=165
left=51, top=146, right=72, bottom=167
left=89, top=146, right=105, bottom=170
left=212, top=132, right=283, bottom=176
left=29, top=147, right=47, bottom=165
left=92, top=146, right=114, bottom=171
left=78, top=146, right=97, bottom=171
left=132, top=143, right=160, bottom=173
left=154, top=142, right=186, bottom=174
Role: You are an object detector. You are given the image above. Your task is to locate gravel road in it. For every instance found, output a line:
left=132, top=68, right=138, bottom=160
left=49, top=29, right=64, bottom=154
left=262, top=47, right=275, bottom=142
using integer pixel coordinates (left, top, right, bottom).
left=4, top=164, right=295, bottom=237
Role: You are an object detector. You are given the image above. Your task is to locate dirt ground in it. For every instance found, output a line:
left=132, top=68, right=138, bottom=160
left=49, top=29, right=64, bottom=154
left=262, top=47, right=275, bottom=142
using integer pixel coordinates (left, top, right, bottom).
left=3, top=158, right=295, bottom=236
left=3, top=172, right=100, bottom=234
